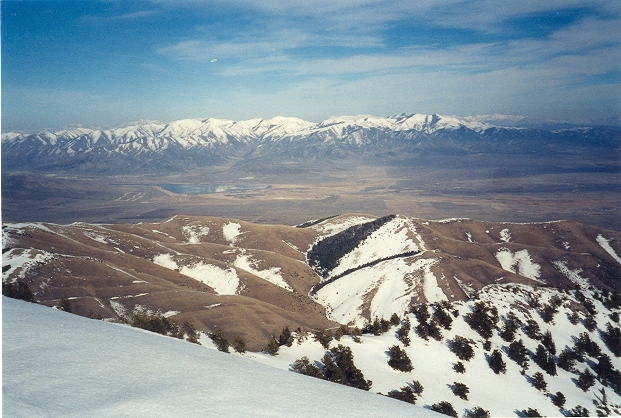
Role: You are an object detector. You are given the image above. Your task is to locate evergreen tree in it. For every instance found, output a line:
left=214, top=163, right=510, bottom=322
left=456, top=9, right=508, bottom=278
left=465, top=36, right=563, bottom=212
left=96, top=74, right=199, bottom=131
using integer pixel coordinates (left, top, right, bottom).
left=448, top=336, right=475, bottom=361
left=603, top=323, right=621, bottom=357
left=463, top=407, right=491, bottom=418
left=410, top=380, right=424, bottom=395
left=452, top=382, right=469, bottom=400
left=521, top=408, right=542, bottom=417
left=541, top=330, right=556, bottom=355
left=540, top=303, right=558, bottom=323
left=387, top=345, right=413, bottom=372
left=291, top=356, right=323, bottom=378
left=574, top=332, right=601, bottom=357
left=453, top=362, right=465, bottom=374
left=313, top=328, right=333, bottom=349
left=569, top=405, right=590, bottom=417
left=430, top=401, right=458, bottom=417
left=464, top=302, right=498, bottom=340
left=210, top=329, right=230, bottom=352
left=488, top=349, right=506, bottom=374
left=576, top=368, right=596, bottom=391
left=531, top=372, right=547, bottom=392
left=568, top=311, right=581, bottom=325
left=2, top=280, right=36, bottom=302
left=386, top=385, right=416, bottom=404
left=534, top=344, right=557, bottom=376
left=58, top=298, right=72, bottom=313
left=413, top=303, right=430, bottom=324
left=433, top=305, right=453, bottom=330
left=182, top=321, right=201, bottom=344
left=523, top=319, right=542, bottom=340
left=583, top=315, right=598, bottom=332
left=508, top=339, right=529, bottom=369
left=390, top=312, right=400, bottom=326
left=323, top=344, right=372, bottom=391
left=232, top=336, right=247, bottom=353
left=278, top=326, right=294, bottom=347
left=552, top=391, right=566, bottom=409
left=396, top=318, right=411, bottom=346
left=557, top=348, right=577, bottom=372
left=263, top=335, right=279, bottom=356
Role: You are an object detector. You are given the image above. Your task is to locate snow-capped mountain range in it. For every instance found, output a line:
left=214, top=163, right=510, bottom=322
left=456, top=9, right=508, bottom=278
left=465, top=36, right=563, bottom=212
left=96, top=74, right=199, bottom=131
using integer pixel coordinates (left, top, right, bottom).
left=3, top=113, right=619, bottom=172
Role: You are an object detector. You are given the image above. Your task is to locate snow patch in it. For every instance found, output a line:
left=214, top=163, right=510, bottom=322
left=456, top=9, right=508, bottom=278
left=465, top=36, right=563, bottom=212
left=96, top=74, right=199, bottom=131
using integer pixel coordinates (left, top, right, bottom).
left=2, top=248, right=56, bottom=281
left=597, top=234, right=621, bottom=264
left=499, top=228, right=511, bottom=243
left=181, top=224, right=210, bottom=244
left=552, top=260, right=589, bottom=288
left=222, top=222, right=241, bottom=245
left=152, top=253, right=240, bottom=295
left=233, top=254, right=292, bottom=291
left=495, top=248, right=542, bottom=281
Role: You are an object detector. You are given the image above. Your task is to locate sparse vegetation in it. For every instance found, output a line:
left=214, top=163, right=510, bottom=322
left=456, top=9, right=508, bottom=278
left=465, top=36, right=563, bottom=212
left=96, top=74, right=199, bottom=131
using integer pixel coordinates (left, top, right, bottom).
left=2, top=280, right=36, bottom=302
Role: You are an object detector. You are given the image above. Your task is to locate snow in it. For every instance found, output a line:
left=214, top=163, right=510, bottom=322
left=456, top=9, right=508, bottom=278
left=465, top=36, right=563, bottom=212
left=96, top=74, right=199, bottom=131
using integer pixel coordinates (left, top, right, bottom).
left=223, top=222, right=242, bottom=245
left=152, top=253, right=240, bottom=295
left=552, top=260, right=590, bottom=288
left=233, top=253, right=292, bottom=291
left=328, top=217, right=422, bottom=278
left=495, top=248, right=542, bottom=281
left=2, top=248, right=55, bottom=281
left=2, top=297, right=440, bottom=417
left=257, top=284, right=621, bottom=417
left=499, top=228, right=511, bottom=243
left=181, top=224, right=210, bottom=244
left=597, top=234, right=621, bottom=264
left=310, top=215, right=375, bottom=238
left=314, top=257, right=446, bottom=326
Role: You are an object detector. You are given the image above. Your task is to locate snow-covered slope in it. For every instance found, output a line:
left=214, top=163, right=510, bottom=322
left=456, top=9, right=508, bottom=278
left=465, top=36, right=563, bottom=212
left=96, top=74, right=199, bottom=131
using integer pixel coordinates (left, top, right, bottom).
left=2, top=297, right=440, bottom=417
left=253, top=284, right=621, bottom=417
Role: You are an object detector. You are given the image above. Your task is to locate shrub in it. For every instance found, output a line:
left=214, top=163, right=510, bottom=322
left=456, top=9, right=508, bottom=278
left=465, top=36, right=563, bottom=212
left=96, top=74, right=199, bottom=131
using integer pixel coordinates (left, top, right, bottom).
left=463, top=407, right=490, bottom=418
left=232, top=336, right=246, bottom=353
left=2, top=280, right=36, bottom=302
left=430, top=401, right=458, bottom=417
left=453, top=361, right=465, bottom=374
left=410, top=380, right=424, bottom=395
left=387, top=345, right=413, bottom=372
left=386, top=385, right=416, bottom=404
left=521, top=408, right=542, bottom=417
left=448, top=336, right=475, bottom=361
left=488, top=349, right=506, bottom=374
left=452, top=382, right=469, bottom=400
left=58, top=298, right=73, bottom=313
left=531, top=372, right=547, bottom=391
left=568, top=405, right=590, bottom=417
left=552, top=391, right=566, bottom=408
left=210, top=329, right=230, bottom=352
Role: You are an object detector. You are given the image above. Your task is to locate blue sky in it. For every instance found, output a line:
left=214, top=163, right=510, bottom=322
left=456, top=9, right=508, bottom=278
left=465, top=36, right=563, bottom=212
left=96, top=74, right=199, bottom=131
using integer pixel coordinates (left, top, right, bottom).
left=1, top=0, right=620, bottom=132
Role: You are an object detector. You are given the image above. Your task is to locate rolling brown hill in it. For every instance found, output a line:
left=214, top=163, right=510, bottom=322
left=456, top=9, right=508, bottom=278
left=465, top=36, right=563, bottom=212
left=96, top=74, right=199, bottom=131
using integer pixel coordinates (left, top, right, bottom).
left=3, top=214, right=620, bottom=349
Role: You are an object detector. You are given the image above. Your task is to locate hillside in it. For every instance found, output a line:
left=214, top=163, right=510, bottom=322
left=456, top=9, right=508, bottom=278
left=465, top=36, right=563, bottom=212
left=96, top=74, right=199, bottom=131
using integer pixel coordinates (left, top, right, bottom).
left=3, top=213, right=620, bottom=350
left=2, top=296, right=439, bottom=417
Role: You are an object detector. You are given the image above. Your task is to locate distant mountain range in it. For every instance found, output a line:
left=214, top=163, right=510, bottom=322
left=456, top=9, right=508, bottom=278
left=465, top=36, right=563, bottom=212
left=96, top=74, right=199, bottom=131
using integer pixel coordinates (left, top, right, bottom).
left=3, top=114, right=619, bottom=172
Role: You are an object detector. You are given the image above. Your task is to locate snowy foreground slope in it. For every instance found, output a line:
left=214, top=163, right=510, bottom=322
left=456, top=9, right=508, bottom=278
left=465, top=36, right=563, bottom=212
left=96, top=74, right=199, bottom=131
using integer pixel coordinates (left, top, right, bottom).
left=2, top=297, right=439, bottom=417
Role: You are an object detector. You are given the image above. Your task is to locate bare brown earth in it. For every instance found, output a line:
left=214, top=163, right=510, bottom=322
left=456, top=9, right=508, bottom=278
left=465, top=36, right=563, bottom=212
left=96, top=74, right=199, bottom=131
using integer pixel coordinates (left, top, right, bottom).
left=3, top=213, right=620, bottom=350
